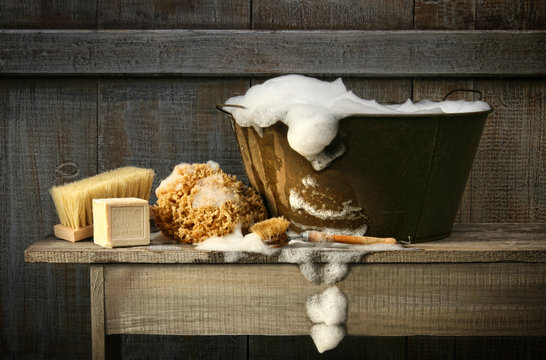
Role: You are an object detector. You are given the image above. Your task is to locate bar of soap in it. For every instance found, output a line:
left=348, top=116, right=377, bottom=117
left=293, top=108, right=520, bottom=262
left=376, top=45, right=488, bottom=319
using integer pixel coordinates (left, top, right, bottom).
left=92, top=198, right=150, bottom=248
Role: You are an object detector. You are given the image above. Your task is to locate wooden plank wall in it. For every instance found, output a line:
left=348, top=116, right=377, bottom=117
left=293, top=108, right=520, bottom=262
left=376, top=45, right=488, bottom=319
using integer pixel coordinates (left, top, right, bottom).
left=1, top=0, right=545, bottom=359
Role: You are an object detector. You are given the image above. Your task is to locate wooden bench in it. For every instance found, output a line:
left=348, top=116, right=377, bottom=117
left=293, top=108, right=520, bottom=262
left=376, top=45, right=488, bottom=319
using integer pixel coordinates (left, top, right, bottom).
left=25, top=223, right=546, bottom=360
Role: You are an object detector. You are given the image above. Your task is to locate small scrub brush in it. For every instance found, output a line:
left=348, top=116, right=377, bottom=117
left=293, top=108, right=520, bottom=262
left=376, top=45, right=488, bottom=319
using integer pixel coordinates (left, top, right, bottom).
left=304, top=231, right=397, bottom=245
left=50, top=166, right=155, bottom=242
left=250, top=217, right=290, bottom=248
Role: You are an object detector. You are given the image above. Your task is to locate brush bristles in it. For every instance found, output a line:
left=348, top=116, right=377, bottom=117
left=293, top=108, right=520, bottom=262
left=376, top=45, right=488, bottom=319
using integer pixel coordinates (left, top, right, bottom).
left=250, top=217, right=290, bottom=243
left=50, top=167, right=155, bottom=229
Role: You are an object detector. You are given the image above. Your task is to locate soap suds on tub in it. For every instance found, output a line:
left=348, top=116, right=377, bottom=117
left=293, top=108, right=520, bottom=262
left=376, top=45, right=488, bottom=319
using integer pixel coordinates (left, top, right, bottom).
left=289, top=190, right=363, bottom=221
left=302, top=175, right=319, bottom=188
left=224, top=75, right=490, bottom=171
left=289, top=220, right=368, bottom=237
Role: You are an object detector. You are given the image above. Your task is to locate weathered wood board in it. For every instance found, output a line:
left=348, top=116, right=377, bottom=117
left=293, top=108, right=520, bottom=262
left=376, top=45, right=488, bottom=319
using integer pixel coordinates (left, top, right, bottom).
left=1, top=30, right=545, bottom=76
left=98, top=0, right=250, bottom=29
left=98, top=78, right=250, bottom=192
left=252, top=0, right=413, bottom=30
left=0, top=78, right=97, bottom=358
left=3, top=0, right=546, bottom=358
left=24, top=224, right=546, bottom=265
left=98, top=262, right=546, bottom=336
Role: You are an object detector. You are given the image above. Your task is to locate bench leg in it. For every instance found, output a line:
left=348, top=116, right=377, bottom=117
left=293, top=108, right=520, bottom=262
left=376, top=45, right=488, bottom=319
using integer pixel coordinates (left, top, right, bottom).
left=91, top=265, right=121, bottom=359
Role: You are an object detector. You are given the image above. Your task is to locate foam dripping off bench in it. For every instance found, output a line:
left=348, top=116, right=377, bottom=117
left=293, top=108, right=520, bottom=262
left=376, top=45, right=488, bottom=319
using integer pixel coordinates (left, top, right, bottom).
left=24, top=224, right=546, bottom=358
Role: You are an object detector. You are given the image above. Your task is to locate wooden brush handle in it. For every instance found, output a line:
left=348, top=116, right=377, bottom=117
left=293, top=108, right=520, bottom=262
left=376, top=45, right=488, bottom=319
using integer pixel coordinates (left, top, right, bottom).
left=305, top=231, right=397, bottom=245
left=54, top=224, right=93, bottom=242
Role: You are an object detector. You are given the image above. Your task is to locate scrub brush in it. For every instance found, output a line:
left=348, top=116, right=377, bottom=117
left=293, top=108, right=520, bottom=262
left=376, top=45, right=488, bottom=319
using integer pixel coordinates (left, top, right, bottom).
left=304, top=231, right=397, bottom=245
left=50, top=166, right=155, bottom=242
left=250, top=217, right=398, bottom=248
left=250, top=217, right=290, bottom=248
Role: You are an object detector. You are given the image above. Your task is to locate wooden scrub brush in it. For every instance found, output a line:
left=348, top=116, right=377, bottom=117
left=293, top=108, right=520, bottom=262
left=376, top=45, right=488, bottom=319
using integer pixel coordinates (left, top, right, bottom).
left=250, top=217, right=291, bottom=248
left=50, top=166, right=155, bottom=242
left=250, top=217, right=398, bottom=248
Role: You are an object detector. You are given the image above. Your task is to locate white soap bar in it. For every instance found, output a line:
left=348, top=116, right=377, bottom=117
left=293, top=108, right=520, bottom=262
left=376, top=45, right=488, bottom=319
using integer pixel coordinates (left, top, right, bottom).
left=92, top=198, right=150, bottom=248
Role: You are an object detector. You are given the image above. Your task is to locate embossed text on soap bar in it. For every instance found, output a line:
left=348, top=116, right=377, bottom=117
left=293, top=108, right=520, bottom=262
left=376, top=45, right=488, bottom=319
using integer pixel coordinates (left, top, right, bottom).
left=111, top=206, right=144, bottom=239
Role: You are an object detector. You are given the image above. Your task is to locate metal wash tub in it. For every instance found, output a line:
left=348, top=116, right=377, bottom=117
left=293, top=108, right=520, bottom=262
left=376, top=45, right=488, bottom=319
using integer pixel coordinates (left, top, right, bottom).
left=219, top=91, right=492, bottom=243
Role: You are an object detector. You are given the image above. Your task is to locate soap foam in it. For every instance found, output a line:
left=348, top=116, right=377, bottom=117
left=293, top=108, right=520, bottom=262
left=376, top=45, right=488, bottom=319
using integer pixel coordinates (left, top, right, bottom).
left=194, top=222, right=406, bottom=353
left=306, top=286, right=348, bottom=353
left=310, top=323, right=346, bottom=353
left=192, top=174, right=238, bottom=209
left=194, top=223, right=277, bottom=259
left=289, top=190, right=363, bottom=220
left=289, top=220, right=368, bottom=237
left=225, top=75, right=490, bottom=170
left=306, top=286, right=347, bottom=326
left=302, top=175, right=319, bottom=188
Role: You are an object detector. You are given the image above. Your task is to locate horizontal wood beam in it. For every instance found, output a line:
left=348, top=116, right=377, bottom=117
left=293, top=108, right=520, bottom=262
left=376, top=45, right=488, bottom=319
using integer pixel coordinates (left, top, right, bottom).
left=104, top=263, right=546, bottom=336
left=1, top=30, right=545, bottom=76
left=25, top=224, right=546, bottom=264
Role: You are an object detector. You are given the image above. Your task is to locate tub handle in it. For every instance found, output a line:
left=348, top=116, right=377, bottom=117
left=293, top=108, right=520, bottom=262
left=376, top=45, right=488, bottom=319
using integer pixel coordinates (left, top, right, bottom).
left=216, top=103, right=247, bottom=116
left=443, top=89, right=483, bottom=101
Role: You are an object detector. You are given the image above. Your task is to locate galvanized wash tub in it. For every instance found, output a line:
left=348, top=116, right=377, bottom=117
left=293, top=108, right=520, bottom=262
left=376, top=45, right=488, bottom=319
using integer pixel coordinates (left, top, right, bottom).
left=221, top=101, right=492, bottom=243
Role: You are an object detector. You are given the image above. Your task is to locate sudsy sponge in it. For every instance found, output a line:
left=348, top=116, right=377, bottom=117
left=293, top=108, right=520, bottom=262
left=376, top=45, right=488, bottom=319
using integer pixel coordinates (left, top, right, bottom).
left=153, top=161, right=267, bottom=243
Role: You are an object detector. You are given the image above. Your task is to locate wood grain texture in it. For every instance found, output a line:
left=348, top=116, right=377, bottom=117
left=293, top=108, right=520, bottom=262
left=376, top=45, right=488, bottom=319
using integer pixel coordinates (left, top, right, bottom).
left=248, top=336, right=406, bottom=359
left=454, top=337, right=528, bottom=360
left=407, top=337, right=455, bottom=360
left=343, top=77, right=412, bottom=104
left=1, top=0, right=545, bottom=358
left=415, top=0, right=475, bottom=30
left=98, top=0, right=250, bottom=29
left=91, top=265, right=107, bottom=360
left=0, top=0, right=97, bottom=29
left=471, top=78, right=546, bottom=223
left=476, top=0, right=546, bottom=30
left=104, top=264, right=318, bottom=336
left=252, top=0, right=413, bottom=30
left=119, top=335, right=248, bottom=360
left=98, top=78, right=250, bottom=197
left=413, top=78, right=546, bottom=224
left=342, top=264, right=546, bottom=337
left=24, top=224, right=546, bottom=264
left=415, top=0, right=546, bottom=31
left=1, top=30, right=545, bottom=76
left=101, top=262, right=546, bottom=336
left=0, top=78, right=97, bottom=358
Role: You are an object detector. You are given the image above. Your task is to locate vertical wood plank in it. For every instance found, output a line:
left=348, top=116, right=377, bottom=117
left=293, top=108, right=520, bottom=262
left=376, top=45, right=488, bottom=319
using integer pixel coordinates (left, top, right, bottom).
left=476, top=0, right=546, bottom=30
left=249, top=336, right=406, bottom=359
left=98, top=0, right=250, bottom=29
left=0, top=0, right=97, bottom=28
left=454, top=337, right=527, bottom=360
left=91, top=265, right=107, bottom=360
left=413, top=79, right=546, bottom=224
left=91, top=265, right=122, bottom=359
left=0, top=78, right=97, bottom=358
left=98, top=78, right=250, bottom=197
left=407, top=336, right=455, bottom=360
left=469, top=78, right=545, bottom=223
left=526, top=337, right=546, bottom=360
left=414, top=0, right=476, bottom=30
left=343, top=77, right=413, bottom=104
left=121, top=335, right=248, bottom=360
left=252, top=0, right=413, bottom=30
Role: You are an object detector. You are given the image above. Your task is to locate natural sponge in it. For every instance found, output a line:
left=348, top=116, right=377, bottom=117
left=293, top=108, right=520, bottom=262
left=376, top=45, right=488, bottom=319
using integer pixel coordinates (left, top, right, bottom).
left=153, top=161, right=267, bottom=243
